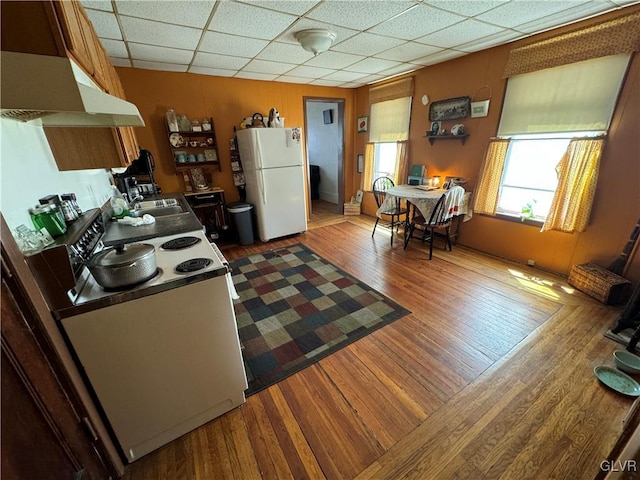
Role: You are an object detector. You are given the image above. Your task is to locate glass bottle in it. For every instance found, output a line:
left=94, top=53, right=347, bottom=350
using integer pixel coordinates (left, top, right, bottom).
left=166, top=108, right=179, bottom=132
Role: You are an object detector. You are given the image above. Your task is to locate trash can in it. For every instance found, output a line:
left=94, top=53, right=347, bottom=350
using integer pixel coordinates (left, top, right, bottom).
left=227, top=202, right=254, bottom=245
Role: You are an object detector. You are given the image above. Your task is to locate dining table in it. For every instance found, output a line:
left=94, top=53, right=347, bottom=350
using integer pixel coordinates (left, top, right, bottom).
left=376, top=184, right=472, bottom=243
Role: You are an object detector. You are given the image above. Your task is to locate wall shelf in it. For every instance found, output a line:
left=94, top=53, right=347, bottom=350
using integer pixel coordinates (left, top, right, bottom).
left=426, top=134, right=469, bottom=145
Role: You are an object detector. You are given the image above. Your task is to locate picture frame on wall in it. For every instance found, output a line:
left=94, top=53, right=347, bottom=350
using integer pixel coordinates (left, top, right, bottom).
left=357, top=116, right=368, bottom=133
left=357, top=154, right=364, bottom=173
left=429, top=96, right=471, bottom=121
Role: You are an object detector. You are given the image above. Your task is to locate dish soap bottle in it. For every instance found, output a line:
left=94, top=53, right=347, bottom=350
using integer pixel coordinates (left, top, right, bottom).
left=110, top=186, right=130, bottom=219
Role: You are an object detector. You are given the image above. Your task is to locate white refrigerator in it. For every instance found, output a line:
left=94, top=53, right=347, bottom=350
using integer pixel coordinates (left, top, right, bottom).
left=236, top=128, right=308, bottom=242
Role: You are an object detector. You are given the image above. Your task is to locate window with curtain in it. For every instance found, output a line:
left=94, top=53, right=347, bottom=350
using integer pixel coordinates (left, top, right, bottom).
left=363, top=77, right=413, bottom=190
left=475, top=53, right=630, bottom=231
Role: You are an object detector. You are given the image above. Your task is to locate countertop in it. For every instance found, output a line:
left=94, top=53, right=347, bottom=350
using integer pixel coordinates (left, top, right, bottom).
left=101, top=193, right=203, bottom=246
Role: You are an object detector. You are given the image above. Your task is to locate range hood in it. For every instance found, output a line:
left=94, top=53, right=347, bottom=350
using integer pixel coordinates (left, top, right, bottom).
left=1, top=51, right=145, bottom=127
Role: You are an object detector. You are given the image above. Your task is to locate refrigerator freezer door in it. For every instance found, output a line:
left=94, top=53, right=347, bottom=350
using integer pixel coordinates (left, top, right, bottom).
left=236, top=128, right=302, bottom=169
left=244, top=165, right=307, bottom=242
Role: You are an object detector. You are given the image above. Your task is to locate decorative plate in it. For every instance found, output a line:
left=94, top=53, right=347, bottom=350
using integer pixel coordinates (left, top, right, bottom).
left=169, top=133, right=184, bottom=147
left=594, top=365, right=640, bottom=396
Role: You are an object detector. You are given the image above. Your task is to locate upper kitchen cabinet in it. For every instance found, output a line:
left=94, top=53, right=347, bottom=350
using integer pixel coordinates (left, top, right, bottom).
left=2, top=0, right=140, bottom=170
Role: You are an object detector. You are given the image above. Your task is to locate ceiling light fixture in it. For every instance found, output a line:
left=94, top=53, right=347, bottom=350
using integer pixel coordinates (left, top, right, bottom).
left=294, top=29, right=336, bottom=56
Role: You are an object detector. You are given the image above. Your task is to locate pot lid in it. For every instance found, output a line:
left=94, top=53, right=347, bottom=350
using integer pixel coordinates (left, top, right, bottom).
left=88, top=243, right=155, bottom=268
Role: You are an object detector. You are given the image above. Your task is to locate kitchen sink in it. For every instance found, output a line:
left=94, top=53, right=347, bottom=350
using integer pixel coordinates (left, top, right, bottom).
left=131, top=205, right=185, bottom=217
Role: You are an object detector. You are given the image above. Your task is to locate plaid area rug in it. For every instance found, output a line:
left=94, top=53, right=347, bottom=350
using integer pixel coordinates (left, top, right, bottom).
left=230, top=243, right=410, bottom=395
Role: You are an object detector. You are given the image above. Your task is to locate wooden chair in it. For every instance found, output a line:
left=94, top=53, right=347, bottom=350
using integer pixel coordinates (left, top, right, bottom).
left=372, top=177, right=407, bottom=246
left=403, top=194, right=452, bottom=259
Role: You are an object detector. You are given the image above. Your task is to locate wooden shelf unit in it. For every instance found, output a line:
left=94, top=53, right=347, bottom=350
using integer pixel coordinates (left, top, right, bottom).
left=168, top=118, right=221, bottom=172
left=425, top=134, right=469, bottom=145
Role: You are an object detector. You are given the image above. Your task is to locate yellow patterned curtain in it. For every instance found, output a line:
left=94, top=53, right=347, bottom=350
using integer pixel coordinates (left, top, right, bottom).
left=541, top=137, right=605, bottom=233
left=393, top=141, right=409, bottom=186
left=363, top=143, right=375, bottom=191
left=473, top=139, right=511, bottom=215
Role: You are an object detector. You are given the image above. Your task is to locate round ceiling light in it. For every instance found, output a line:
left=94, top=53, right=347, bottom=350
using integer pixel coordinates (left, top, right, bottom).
left=294, top=29, right=336, bottom=56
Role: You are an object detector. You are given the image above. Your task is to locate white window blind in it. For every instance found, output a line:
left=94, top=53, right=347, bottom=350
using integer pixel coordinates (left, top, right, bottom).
left=498, top=53, right=630, bottom=136
left=369, top=97, right=412, bottom=142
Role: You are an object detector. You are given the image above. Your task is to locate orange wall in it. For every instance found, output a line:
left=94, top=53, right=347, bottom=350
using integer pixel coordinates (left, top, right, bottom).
left=119, top=5, right=639, bottom=285
left=116, top=69, right=356, bottom=210
left=354, top=6, right=640, bottom=285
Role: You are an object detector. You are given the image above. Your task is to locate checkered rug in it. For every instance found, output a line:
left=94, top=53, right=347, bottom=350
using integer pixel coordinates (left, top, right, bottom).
left=230, top=243, right=410, bottom=395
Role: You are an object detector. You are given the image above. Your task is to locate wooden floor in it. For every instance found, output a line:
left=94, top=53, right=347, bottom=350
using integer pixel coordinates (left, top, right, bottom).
left=123, top=203, right=634, bottom=480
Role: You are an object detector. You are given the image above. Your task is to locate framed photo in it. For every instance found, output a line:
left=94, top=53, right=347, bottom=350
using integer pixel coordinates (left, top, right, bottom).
left=471, top=100, right=490, bottom=118
left=323, top=109, right=333, bottom=124
left=357, top=115, right=368, bottom=133
left=429, top=96, right=471, bottom=121
left=357, top=154, right=364, bottom=173
left=428, top=121, right=441, bottom=136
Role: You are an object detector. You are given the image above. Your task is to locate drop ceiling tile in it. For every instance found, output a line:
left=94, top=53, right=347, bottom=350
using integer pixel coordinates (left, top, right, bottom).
left=377, top=64, right=419, bottom=78
left=310, top=79, right=345, bottom=87
left=345, top=57, right=402, bottom=74
left=425, top=0, right=507, bottom=17
left=514, top=2, right=617, bottom=33
left=235, top=71, right=279, bottom=81
left=276, top=75, right=313, bottom=84
left=192, top=52, right=250, bottom=70
left=278, top=18, right=358, bottom=46
left=455, top=29, right=522, bottom=52
left=100, top=38, right=128, bottom=58
left=238, top=0, right=320, bottom=16
left=110, top=57, right=132, bottom=68
left=199, top=31, right=269, bottom=58
left=321, top=70, right=367, bottom=82
left=285, top=65, right=336, bottom=79
left=81, top=1, right=113, bottom=12
left=332, top=32, right=405, bottom=57
left=304, top=51, right=364, bottom=69
left=242, top=59, right=296, bottom=75
left=115, top=1, right=215, bottom=28
left=120, top=17, right=201, bottom=50
left=410, top=49, right=468, bottom=66
left=209, top=2, right=297, bottom=40
left=84, top=9, right=122, bottom=40
left=355, top=74, right=386, bottom=84
left=189, top=66, right=237, bottom=77
left=368, top=4, right=467, bottom=41
left=132, top=60, right=188, bottom=72
left=256, top=42, right=315, bottom=64
left=375, top=42, right=442, bottom=62
left=475, top=1, right=589, bottom=29
left=415, top=18, right=505, bottom=48
left=307, top=1, right=415, bottom=30
left=341, top=81, right=366, bottom=88
left=128, top=43, right=194, bottom=64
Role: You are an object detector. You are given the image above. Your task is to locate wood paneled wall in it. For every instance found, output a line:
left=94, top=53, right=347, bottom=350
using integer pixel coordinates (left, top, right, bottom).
left=116, top=69, right=355, bottom=216
left=118, top=5, right=639, bottom=285
left=353, top=6, right=640, bottom=285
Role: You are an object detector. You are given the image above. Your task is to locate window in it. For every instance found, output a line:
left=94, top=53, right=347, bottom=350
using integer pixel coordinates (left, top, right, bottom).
left=475, top=54, right=629, bottom=227
left=373, top=143, right=398, bottom=181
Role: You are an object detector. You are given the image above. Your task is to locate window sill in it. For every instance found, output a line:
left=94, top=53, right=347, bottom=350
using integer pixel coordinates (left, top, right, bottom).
left=490, top=212, right=544, bottom=227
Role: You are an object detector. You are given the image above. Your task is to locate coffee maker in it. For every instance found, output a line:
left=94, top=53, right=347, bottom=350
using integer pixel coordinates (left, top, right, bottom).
left=114, top=149, right=161, bottom=202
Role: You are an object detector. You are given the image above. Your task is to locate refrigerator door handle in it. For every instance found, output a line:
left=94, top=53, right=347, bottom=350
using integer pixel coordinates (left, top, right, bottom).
left=258, top=169, right=267, bottom=205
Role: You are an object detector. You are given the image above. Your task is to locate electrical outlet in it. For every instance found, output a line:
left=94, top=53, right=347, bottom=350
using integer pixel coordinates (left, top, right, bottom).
left=527, top=259, right=535, bottom=266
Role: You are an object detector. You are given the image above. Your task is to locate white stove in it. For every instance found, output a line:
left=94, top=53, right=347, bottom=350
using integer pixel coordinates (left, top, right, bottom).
left=74, top=229, right=227, bottom=305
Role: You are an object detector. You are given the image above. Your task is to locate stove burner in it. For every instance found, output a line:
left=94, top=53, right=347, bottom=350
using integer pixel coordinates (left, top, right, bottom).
left=175, top=258, right=212, bottom=273
left=101, top=268, right=163, bottom=292
left=161, top=236, right=201, bottom=250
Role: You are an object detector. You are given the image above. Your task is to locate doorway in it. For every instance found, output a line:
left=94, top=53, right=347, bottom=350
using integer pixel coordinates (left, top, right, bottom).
left=303, top=98, right=345, bottom=214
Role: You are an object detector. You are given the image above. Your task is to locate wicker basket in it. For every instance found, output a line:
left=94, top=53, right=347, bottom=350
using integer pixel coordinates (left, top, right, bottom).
left=568, top=263, right=631, bottom=305
left=343, top=202, right=361, bottom=216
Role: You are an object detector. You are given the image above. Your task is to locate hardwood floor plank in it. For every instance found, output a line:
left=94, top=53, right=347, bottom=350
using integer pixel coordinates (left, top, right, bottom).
left=122, top=213, right=632, bottom=480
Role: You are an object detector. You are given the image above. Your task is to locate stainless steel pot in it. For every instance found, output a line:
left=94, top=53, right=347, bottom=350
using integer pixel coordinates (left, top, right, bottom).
left=86, top=243, right=156, bottom=289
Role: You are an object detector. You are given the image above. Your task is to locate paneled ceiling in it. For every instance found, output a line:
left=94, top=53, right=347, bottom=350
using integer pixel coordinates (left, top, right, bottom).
left=81, top=0, right=637, bottom=88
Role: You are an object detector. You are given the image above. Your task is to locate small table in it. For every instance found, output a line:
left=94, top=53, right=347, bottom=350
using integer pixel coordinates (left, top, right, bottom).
left=376, top=185, right=472, bottom=244
left=183, top=188, right=230, bottom=242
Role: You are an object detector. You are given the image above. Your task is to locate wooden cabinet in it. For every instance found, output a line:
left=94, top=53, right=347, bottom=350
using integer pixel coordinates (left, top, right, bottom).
left=2, top=0, right=140, bottom=169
